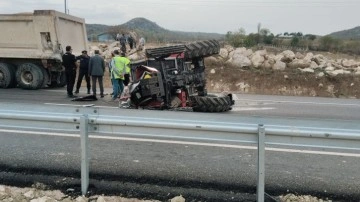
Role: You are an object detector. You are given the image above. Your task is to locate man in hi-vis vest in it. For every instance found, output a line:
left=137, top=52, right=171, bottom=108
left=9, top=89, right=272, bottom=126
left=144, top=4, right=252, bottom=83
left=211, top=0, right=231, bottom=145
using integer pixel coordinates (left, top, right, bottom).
left=110, top=50, right=130, bottom=101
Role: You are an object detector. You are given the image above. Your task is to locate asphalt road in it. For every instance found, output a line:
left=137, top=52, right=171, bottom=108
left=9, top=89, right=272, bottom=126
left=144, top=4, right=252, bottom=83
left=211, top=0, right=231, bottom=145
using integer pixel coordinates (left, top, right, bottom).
left=0, top=88, right=360, bottom=201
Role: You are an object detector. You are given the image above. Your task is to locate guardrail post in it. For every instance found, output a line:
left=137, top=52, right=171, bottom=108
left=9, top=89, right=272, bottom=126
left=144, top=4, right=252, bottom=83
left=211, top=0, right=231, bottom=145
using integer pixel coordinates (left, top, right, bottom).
left=80, top=115, right=89, bottom=195
left=257, top=124, right=265, bottom=202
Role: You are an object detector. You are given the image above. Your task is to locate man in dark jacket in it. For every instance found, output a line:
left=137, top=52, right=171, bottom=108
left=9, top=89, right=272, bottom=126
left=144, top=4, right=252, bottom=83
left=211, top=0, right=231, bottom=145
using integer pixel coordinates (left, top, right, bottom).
left=75, top=50, right=91, bottom=94
left=88, top=50, right=105, bottom=98
left=62, top=45, right=77, bottom=98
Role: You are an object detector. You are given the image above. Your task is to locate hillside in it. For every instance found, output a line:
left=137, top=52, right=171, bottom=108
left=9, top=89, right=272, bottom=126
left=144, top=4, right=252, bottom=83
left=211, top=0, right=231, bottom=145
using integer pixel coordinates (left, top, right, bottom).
left=85, top=17, right=224, bottom=42
left=328, top=26, right=360, bottom=40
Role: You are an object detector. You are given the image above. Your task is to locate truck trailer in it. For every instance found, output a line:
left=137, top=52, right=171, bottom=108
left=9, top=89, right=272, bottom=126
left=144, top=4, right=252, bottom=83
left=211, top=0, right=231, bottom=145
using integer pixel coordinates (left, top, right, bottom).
left=0, top=10, right=88, bottom=89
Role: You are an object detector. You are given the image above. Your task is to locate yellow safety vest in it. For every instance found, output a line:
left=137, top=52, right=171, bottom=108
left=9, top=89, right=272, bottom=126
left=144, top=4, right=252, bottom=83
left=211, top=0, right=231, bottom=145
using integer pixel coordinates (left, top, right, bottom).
left=112, top=56, right=130, bottom=79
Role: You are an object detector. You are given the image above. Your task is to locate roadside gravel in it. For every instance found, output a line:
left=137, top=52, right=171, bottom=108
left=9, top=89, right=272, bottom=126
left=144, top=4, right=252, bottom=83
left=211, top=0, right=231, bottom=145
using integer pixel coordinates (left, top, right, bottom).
left=1, top=183, right=334, bottom=202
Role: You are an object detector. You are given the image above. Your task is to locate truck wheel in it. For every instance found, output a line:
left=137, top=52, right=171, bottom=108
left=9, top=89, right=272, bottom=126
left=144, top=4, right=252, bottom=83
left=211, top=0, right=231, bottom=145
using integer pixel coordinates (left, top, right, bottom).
left=0, top=63, right=16, bottom=88
left=190, top=94, right=233, bottom=112
left=41, top=68, right=50, bottom=88
left=16, top=63, right=44, bottom=90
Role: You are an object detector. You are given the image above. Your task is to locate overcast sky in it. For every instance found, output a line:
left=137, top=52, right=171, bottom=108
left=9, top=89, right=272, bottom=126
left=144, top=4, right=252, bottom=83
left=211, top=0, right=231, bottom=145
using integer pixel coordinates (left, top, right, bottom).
left=1, top=0, right=359, bottom=36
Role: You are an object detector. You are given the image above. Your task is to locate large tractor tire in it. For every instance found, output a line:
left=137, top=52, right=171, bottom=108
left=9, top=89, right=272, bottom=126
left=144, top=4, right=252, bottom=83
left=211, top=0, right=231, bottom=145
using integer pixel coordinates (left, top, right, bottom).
left=0, top=63, right=16, bottom=88
left=184, top=40, right=220, bottom=59
left=16, top=63, right=44, bottom=90
left=190, top=94, right=233, bottom=112
left=145, top=40, right=220, bottom=60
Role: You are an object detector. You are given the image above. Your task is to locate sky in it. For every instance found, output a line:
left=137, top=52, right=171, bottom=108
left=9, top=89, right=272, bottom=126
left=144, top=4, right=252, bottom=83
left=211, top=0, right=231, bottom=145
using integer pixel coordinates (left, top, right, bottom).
left=0, top=0, right=359, bottom=36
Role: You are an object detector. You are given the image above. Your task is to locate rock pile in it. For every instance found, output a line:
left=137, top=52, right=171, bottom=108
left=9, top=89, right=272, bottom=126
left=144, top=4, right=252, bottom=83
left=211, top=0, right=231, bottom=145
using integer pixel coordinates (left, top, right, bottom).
left=212, top=45, right=360, bottom=77
left=90, top=42, right=360, bottom=78
left=0, top=184, right=161, bottom=202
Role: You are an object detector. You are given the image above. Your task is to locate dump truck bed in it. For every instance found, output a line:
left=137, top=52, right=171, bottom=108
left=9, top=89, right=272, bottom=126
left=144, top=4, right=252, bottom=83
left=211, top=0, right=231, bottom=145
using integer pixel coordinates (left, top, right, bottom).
left=0, top=10, right=88, bottom=61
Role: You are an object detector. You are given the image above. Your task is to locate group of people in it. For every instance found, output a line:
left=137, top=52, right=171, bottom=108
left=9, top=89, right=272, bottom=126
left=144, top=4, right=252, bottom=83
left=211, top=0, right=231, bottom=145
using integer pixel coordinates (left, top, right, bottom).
left=116, top=33, right=145, bottom=52
left=62, top=45, right=130, bottom=101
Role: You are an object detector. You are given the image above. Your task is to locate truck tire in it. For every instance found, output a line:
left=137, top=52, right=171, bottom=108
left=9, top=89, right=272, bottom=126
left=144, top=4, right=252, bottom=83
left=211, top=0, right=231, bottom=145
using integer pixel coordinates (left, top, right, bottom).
left=0, top=63, right=16, bottom=88
left=190, top=94, right=233, bottom=112
left=41, top=68, right=50, bottom=88
left=16, top=63, right=44, bottom=90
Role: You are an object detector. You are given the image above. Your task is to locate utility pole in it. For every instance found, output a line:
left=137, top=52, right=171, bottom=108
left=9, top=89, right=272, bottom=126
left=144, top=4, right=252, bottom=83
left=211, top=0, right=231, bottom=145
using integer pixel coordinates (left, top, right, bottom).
left=64, top=0, right=67, bottom=14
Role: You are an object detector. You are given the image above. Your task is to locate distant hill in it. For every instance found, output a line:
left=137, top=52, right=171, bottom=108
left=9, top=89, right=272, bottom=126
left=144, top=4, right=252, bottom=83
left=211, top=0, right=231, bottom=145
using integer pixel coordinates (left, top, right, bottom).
left=328, top=26, right=360, bottom=40
left=86, top=17, right=224, bottom=42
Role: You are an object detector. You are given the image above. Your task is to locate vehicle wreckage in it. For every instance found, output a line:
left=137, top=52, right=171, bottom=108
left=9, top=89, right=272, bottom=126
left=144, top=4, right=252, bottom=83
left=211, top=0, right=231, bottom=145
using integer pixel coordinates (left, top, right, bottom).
left=125, top=40, right=234, bottom=112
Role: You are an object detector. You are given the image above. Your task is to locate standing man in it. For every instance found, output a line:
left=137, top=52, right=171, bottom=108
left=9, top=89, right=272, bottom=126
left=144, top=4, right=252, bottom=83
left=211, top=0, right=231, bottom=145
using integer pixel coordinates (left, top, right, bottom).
left=111, top=51, right=130, bottom=100
left=119, top=33, right=127, bottom=53
left=138, top=37, right=146, bottom=51
left=128, top=35, right=134, bottom=50
left=88, top=50, right=105, bottom=98
left=62, top=45, right=77, bottom=98
left=75, top=50, right=91, bottom=94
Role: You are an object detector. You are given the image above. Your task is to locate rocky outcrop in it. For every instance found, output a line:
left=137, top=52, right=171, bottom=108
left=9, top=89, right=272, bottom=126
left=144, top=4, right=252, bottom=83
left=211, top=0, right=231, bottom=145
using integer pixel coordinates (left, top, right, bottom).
left=88, top=42, right=360, bottom=78
left=211, top=46, right=360, bottom=77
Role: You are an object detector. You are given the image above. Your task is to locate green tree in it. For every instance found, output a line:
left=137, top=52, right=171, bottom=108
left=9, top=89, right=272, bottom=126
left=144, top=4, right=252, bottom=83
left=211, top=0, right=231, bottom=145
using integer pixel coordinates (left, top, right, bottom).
left=291, top=36, right=300, bottom=46
left=320, top=36, right=342, bottom=51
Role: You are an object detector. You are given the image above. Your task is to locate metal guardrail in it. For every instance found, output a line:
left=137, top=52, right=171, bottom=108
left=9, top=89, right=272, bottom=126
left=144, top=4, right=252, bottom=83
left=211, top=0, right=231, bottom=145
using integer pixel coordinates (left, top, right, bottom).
left=1, top=105, right=360, bottom=202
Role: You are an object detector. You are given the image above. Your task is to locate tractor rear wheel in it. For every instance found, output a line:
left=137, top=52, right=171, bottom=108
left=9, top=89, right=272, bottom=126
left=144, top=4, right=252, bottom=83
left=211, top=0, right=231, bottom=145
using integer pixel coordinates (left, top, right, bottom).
left=190, top=94, right=233, bottom=112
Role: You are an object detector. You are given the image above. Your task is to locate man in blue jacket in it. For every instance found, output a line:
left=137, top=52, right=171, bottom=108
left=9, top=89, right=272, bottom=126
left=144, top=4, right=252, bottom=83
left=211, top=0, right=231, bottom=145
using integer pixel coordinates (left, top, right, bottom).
left=88, top=50, right=105, bottom=98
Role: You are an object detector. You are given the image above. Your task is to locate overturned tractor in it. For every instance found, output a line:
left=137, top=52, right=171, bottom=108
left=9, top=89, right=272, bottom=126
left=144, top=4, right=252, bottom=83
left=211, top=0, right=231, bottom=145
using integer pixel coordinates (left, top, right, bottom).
left=128, top=40, right=234, bottom=112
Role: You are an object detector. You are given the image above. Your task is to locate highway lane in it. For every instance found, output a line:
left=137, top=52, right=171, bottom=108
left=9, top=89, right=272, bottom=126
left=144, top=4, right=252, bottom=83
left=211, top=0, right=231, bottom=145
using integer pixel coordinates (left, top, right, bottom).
left=0, top=129, right=359, bottom=201
left=1, top=88, right=360, bottom=200
left=1, top=87, right=360, bottom=121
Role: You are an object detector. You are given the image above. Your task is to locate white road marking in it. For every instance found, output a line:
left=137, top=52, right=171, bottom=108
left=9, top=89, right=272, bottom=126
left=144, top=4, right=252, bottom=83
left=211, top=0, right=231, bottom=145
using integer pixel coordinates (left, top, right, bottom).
left=44, top=103, right=117, bottom=109
left=235, top=98, right=360, bottom=107
left=1, top=128, right=359, bottom=157
left=231, top=107, right=275, bottom=111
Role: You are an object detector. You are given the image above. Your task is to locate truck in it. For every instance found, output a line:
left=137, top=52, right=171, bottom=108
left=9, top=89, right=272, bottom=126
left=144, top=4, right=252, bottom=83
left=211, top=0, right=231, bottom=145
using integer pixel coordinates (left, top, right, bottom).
left=0, top=10, right=88, bottom=89
left=128, top=40, right=234, bottom=112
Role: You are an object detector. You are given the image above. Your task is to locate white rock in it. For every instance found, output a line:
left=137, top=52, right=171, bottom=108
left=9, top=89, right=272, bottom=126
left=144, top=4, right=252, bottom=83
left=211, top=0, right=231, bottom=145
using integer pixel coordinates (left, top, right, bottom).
left=304, top=52, right=314, bottom=60
left=227, top=54, right=252, bottom=68
left=317, top=72, right=325, bottom=77
left=295, top=52, right=304, bottom=59
left=75, top=196, right=88, bottom=202
left=224, top=45, right=234, bottom=53
left=170, top=195, right=186, bottom=202
left=310, top=61, right=319, bottom=69
left=97, top=196, right=106, bottom=202
left=24, top=190, right=35, bottom=198
left=219, top=48, right=229, bottom=58
left=299, top=68, right=314, bottom=73
left=289, top=58, right=311, bottom=68
left=210, top=69, right=216, bottom=74
left=261, top=60, right=272, bottom=69
left=255, top=49, right=267, bottom=56
left=342, top=59, right=357, bottom=68
left=0, top=185, right=5, bottom=192
left=251, top=53, right=265, bottom=68
left=30, top=196, right=53, bottom=202
left=236, top=82, right=250, bottom=92
left=273, top=60, right=286, bottom=71
left=325, top=66, right=335, bottom=71
left=281, top=50, right=295, bottom=63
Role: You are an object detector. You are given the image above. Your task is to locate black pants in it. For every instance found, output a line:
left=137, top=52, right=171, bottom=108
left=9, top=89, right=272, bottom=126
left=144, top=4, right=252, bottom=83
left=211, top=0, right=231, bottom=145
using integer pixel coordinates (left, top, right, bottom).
left=124, top=74, right=130, bottom=86
left=76, top=69, right=90, bottom=91
left=65, top=70, right=76, bottom=95
left=91, top=76, right=104, bottom=96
